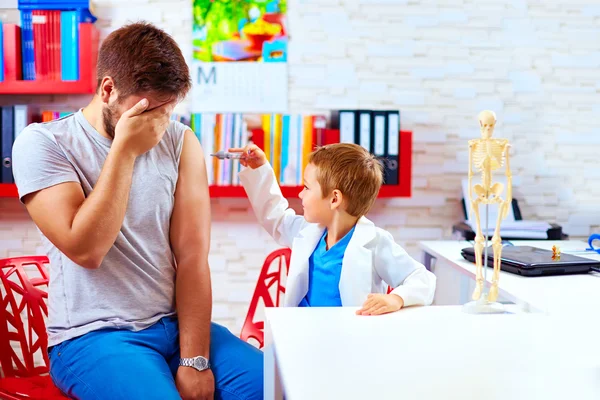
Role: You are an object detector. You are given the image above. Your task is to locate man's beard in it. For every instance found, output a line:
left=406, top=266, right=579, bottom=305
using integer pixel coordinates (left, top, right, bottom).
left=102, top=103, right=119, bottom=139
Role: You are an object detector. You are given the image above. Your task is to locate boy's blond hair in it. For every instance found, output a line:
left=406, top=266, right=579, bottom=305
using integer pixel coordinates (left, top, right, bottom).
left=308, top=143, right=383, bottom=217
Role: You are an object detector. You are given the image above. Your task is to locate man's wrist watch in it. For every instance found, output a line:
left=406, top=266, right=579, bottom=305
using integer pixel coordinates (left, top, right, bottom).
left=179, top=356, right=211, bottom=372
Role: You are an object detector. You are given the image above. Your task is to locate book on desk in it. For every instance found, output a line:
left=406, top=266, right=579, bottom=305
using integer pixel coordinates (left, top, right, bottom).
left=453, top=198, right=567, bottom=241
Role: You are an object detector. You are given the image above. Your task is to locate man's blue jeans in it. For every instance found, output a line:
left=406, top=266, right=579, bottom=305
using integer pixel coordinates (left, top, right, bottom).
left=48, top=317, right=263, bottom=399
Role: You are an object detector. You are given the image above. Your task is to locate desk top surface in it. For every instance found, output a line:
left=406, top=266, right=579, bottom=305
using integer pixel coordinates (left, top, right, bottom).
left=266, top=306, right=599, bottom=400
left=419, top=240, right=600, bottom=313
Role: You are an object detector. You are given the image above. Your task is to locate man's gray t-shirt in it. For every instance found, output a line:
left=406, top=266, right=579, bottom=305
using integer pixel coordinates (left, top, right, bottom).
left=12, top=110, right=188, bottom=347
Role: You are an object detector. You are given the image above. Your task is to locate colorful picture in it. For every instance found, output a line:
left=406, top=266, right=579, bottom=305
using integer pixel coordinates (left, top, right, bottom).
left=192, top=0, right=288, bottom=63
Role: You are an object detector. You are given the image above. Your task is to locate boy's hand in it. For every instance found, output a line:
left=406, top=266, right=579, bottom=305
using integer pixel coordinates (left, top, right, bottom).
left=229, top=144, right=267, bottom=169
left=356, top=293, right=404, bottom=316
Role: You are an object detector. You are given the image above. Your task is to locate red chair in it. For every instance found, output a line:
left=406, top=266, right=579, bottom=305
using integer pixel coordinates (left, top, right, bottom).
left=0, top=256, right=67, bottom=400
left=240, top=248, right=291, bottom=349
left=239, top=248, right=395, bottom=348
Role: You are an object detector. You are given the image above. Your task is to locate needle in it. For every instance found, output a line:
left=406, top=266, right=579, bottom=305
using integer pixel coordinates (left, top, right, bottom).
left=210, top=150, right=242, bottom=160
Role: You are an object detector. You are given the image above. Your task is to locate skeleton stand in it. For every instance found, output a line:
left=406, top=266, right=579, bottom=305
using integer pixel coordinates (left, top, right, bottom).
left=463, top=109, right=508, bottom=314
left=462, top=205, right=505, bottom=314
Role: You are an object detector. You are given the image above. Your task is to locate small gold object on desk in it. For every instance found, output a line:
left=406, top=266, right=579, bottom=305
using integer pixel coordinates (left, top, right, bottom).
left=552, top=245, right=561, bottom=261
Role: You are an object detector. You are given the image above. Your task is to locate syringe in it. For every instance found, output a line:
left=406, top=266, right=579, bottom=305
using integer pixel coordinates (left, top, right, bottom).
left=210, top=150, right=243, bottom=160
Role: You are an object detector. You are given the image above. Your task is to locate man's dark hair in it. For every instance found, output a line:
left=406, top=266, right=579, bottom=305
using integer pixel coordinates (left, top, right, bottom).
left=96, top=22, right=191, bottom=100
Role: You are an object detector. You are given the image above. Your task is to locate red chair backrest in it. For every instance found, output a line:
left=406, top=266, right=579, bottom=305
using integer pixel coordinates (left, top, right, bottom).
left=240, top=248, right=291, bottom=349
left=0, top=256, right=51, bottom=378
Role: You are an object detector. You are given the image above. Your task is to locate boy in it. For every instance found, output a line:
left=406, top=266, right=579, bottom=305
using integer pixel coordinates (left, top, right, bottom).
left=231, top=143, right=436, bottom=315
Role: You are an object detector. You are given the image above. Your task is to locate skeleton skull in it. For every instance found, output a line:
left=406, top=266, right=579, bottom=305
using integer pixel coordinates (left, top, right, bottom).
left=478, top=110, right=496, bottom=139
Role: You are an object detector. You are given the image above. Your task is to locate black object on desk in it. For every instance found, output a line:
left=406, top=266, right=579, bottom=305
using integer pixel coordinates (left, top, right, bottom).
left=453, top=198, right=567, bottom=241
left=461, top=245, right=599, bottom=277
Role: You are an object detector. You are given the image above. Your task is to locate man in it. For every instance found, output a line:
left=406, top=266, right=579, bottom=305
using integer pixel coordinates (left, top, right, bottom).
left=12, top=22, right=263, bottom=400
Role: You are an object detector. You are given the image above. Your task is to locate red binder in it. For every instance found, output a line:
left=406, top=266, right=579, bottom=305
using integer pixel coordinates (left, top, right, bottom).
left=2, top=24, right=22, bottom=81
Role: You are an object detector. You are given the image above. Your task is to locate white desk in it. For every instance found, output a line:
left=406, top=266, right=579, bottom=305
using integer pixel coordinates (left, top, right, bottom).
left=264, top=306, right=600, bottom=400
left=419, top=240, right=600, bottom=314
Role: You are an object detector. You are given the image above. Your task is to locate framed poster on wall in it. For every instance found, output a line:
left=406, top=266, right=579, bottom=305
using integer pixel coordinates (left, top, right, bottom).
left=191, top=0, right=288, bottom=113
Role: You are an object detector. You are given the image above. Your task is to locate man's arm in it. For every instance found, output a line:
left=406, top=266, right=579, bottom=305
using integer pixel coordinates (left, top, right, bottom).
left=170, top=130, right=212, bottom=359
left=23, top=148, right=136, bottom=269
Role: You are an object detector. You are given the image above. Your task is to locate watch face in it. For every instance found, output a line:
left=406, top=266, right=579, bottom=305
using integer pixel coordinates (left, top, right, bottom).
left=194, top=357, right=208, bottom=370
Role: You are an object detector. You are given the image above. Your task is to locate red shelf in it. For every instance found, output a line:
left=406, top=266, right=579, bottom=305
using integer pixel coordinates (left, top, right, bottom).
left=0, top=184, right=265, bottom=199
left=0, top=184, right=18, bottom=198
left=0, top=80, right=95, bottom=94
left=0, top=23, right=98, bottom=95
left=0, top=184, right=304, bottom=199
left=2, top=183, right=406, bottom=199
left=208, top=184, right=407, bottom=199
left=209, top=185, right=302, bottom=198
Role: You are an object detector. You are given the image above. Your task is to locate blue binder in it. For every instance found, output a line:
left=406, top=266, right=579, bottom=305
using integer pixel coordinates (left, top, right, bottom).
left=1, top=107, right=15, bottom=184
left=18, top=1, right=90, bottom=10
left=0, top=21, right=4, bottom=82
left=61, top=11, right=79, bottom=81
left=20, top=11, right=35, bottom=80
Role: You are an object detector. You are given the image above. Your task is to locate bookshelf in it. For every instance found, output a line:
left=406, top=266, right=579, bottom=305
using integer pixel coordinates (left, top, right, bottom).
left=249, top=128, right=412, bottom=198
left=0, top=130, right=412, bottom=199
left=0, top=23, right=98, bottom=95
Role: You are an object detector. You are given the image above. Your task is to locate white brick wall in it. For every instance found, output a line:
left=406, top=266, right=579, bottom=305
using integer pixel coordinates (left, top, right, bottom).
left=1, top=0, right=599, bottom=336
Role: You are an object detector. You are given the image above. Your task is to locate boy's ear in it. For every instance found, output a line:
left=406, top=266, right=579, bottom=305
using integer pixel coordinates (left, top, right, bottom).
left=330, top=189, right=343, bottom=211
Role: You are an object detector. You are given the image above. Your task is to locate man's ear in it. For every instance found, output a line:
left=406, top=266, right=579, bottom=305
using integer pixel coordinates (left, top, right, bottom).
left=330, top=189, right=343, bottom=211
left=98, top=76, right=117, bottom=104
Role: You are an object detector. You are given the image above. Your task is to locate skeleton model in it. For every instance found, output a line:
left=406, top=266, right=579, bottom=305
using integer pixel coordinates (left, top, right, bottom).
left=468, top=111, right=512, bottom=303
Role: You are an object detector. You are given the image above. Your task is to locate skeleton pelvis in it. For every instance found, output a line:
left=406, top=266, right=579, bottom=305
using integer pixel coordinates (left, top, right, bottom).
left=474, top=182, right=504, bottom=200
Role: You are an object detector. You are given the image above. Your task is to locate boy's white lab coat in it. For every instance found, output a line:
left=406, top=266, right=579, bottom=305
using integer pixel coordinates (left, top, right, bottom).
left=239, top=164, right=436, bottom=307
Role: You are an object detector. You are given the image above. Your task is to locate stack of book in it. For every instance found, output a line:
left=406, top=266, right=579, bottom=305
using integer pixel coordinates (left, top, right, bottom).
left=0, top=1, right=96, bottom=82
left=190, top=113, right=327, bottom=187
